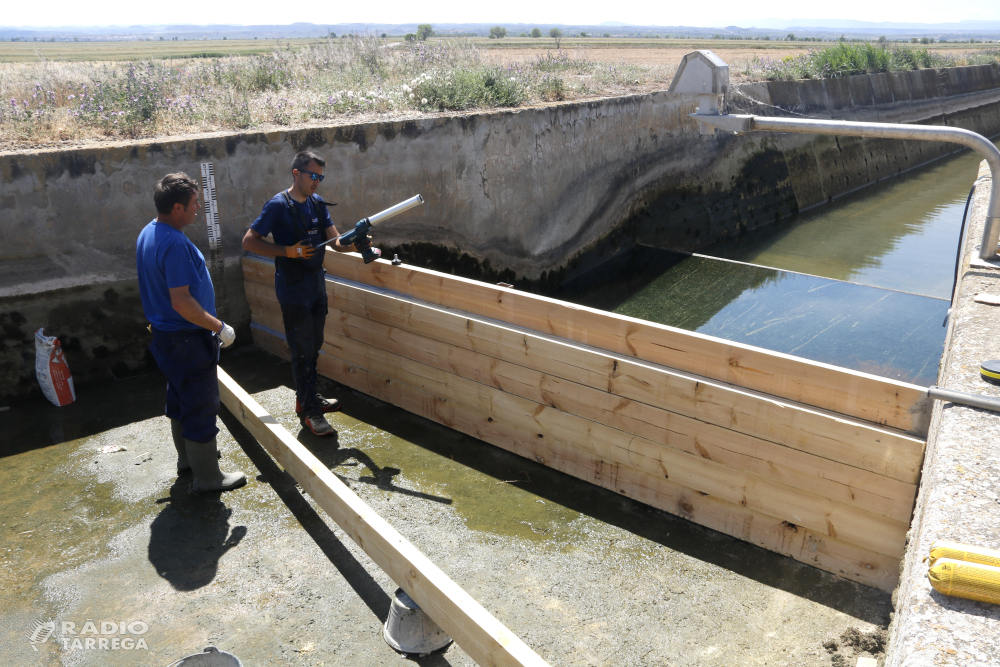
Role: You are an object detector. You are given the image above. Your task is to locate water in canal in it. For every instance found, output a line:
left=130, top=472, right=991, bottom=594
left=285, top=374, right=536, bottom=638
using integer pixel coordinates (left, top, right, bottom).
left=553, top=145, right=995, bottom=387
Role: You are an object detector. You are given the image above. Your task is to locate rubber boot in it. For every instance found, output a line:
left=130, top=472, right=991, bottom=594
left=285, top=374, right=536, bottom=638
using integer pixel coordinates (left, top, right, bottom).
left=185, top=437, right=246, bottom=493
left=170, top=419, right=191, bottom=473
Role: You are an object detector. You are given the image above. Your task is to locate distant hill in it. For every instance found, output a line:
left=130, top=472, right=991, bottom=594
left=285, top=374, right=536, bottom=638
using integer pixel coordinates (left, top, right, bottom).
left=1, top=20, right=999, bottom=41
left=744, top=18, right=1000, bottom=32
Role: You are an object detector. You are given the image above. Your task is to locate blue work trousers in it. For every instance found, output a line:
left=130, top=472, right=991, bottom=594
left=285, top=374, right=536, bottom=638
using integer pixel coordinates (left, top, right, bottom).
left=150, top=327, right=220, bottom=443
left=276, top=268, right=328, bottom=416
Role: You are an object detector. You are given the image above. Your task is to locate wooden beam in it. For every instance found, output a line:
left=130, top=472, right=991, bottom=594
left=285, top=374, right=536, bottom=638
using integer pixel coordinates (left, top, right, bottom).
left=247, top=289, right=917, bottom=521
left=247, top=299, right=908, bottom=559
left=311, top=325, right=909, bottom=558
left=217, top=367, right=551, bottom=667
left=249, top=325, right=901, bottom=592
left=243, top=265, right=925, bottom=485
left=309, top=251, right=931, bottom=435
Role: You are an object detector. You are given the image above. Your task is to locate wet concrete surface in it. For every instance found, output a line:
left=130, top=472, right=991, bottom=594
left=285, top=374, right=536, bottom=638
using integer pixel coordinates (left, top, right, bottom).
left=1, top=346, right=891, bottom=666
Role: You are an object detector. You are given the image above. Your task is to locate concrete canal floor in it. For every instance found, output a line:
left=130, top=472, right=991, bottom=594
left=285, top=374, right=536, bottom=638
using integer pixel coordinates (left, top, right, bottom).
left=0, top=347, right=891, bottom=667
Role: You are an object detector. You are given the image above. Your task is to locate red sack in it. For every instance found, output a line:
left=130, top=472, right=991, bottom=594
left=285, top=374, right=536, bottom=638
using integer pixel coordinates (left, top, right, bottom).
left=35, top=328, right=76, bottom=407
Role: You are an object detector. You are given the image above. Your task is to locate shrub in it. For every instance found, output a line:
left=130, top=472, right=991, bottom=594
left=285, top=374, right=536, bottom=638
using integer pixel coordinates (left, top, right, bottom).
left=537, top=74, right=565, bottom=100
left=737, top=43, right=969, bottom=81
left=407, top=65, right=528, bottom=110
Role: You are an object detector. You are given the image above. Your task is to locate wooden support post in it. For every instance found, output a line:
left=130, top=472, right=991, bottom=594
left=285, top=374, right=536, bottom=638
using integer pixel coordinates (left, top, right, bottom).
left=217, top=367, right=551, bottom=667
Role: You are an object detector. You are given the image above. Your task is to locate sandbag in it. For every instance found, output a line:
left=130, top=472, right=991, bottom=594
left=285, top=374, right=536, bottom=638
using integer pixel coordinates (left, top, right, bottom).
left=928, top=558, right=1000, bottom=605
left=929, top=540, right=1000, bottom=568
left=35, top=328, right=76, bottom=407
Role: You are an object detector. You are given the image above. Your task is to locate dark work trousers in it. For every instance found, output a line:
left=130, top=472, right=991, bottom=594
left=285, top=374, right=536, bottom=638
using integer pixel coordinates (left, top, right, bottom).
left=276, top=268, right=328, bottom=416
left=150, top=327, right=220, bottom=443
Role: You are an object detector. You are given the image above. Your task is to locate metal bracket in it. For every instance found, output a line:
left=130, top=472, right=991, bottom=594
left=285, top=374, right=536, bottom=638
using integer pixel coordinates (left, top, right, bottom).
left=970, top=256, right=1000, bottom=270
left=689, top=113, right=753, bottom=134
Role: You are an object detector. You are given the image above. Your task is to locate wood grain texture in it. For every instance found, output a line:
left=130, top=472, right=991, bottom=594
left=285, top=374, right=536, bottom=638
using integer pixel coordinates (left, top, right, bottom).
left=247, top=287, right=918, bottom=522
left=244, top=263, right=925, bottom=484
left=248, top=325, right=901, bottom=592
left=311, top=251, right=931, bottom=435
left=245, top=254, right=919, bottom=588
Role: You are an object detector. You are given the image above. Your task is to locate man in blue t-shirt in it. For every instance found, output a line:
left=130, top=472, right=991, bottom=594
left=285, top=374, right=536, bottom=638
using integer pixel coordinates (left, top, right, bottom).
left=137, top=172, right=245, bottom=493
left=242, top=151, right=363, bottom=437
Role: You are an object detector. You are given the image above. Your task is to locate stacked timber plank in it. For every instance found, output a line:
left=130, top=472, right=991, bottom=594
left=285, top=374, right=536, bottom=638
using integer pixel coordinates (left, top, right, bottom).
left=243, top=252, right=931, bottom=592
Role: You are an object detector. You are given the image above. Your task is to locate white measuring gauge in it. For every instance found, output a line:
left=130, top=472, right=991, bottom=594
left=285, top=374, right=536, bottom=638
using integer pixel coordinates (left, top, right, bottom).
left=200, top=162, right=229, bottom=320
left=200, top=162, right=222, bottom=251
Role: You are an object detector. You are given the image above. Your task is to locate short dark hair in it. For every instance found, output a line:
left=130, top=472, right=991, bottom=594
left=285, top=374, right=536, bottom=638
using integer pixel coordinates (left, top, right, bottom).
left=153, top=173, right=199, bottom=215
left=292, top=151, right=326, bottom=172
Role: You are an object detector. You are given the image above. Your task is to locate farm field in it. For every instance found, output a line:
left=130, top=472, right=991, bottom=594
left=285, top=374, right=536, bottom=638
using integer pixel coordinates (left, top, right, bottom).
left=0, top=36, right=991, bottom=64
left=0, top=38, right=284, bottom=62
left=1, top=37, right=997, bottom=151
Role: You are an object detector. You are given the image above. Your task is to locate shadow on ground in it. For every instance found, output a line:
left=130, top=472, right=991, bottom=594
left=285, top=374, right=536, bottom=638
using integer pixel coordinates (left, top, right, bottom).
left=218, top=407, right=458, bottom=666
left=148, top=477, right=248, bottom=591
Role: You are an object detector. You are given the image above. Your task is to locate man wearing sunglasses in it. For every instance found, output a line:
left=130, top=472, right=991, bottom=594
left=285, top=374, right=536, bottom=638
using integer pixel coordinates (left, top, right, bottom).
left=242, top=151, right=355, bottom=437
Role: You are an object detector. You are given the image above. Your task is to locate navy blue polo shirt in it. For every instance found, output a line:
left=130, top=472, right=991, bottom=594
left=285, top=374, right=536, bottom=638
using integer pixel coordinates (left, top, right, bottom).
left=136, top=220, right=217, bottom=332
left=250, top=192, right=334, bottom=246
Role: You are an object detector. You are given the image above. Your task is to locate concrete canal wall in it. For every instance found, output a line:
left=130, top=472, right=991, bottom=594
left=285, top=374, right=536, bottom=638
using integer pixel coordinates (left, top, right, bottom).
left=639, top=64, right=1000, bottom=250
left=887, top=161, right=1000, bottom=663
left=1, top=63, right=999, bottom=397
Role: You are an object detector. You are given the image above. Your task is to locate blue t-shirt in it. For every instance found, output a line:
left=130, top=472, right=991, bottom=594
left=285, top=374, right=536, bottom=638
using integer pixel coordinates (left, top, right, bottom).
left=136, top=220, right=217, bottom=332
left=250, top=192, right=334, bottom=247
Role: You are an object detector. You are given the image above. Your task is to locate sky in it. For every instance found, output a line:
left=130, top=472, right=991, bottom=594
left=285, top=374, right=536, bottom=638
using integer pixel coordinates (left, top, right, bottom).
left=4, top=0, right=1000, bottom=28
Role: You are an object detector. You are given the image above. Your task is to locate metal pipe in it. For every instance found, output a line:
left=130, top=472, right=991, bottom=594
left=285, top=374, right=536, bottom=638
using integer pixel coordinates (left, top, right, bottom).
left=368, top=194, right=425, bottom=226
left=928, top=385, right=1000, bottom=412
left=694, top=114, right=1000, bottom=260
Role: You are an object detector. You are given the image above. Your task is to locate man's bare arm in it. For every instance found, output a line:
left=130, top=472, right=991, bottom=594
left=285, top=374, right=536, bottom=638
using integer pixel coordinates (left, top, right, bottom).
left=325, top=225, right=355, bottom=253
left=242, top=228, right=287, bottom=257
left=169, top=285, right=223, bottom=332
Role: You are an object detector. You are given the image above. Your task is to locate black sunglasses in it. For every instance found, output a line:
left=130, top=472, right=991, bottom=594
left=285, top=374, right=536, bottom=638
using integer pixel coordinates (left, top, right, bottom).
left=298, top=169, right=325, bottom=182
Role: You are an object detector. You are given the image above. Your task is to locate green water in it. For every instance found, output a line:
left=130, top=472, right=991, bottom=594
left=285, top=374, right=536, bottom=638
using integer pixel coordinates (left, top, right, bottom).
left=703, top=143, right=997, bottom=299
left=550, top=146, right=995, bottom=386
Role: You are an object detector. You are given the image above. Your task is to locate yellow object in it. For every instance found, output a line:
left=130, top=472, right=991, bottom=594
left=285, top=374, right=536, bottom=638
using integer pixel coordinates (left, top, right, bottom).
left=928, top=540, right=1000, bottom=568
left=928, top=558, right=1000, bottom=604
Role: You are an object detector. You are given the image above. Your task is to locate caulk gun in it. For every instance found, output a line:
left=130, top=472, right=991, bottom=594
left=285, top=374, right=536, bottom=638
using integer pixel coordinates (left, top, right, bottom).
left=316, top=194, right=424, bottom=263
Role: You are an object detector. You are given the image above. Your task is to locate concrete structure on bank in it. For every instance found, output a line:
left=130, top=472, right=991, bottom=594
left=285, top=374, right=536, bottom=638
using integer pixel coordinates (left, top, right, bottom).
left=888, top=161, right=1000, bottom=665
left=1, top=64, right=999, bottom=397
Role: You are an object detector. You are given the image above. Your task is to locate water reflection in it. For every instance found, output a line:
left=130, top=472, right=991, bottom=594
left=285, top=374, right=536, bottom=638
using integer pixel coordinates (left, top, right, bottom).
left=552, top=248, right=947, bottom=386
left=701, top=144, right=996, bottom=299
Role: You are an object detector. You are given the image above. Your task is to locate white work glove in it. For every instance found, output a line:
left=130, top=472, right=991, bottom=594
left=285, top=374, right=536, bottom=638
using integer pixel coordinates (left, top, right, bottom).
left=217, top=321, right=236, bottom=348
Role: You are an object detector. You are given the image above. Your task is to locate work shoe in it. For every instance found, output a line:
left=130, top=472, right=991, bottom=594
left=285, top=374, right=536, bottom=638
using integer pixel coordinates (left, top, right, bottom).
left=170, top=418, right=191, bottom=473
left=302, top=413, right=335, bottom=437
left=295, top=394, right=341, bottom=415
left=184, top=437, right=247, bottom=493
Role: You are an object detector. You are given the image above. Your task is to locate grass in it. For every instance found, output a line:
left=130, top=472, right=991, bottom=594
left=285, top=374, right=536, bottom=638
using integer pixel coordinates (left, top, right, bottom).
left=0, top=36, right=673, bottom=150
left=739, top=42, right=1000, bottom=81
left=2, top=38, right=999, bottom=150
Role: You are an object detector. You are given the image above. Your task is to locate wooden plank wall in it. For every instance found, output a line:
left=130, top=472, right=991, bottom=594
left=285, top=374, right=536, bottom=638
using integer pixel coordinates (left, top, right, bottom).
left=243, top=253, right=929, bottom=592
